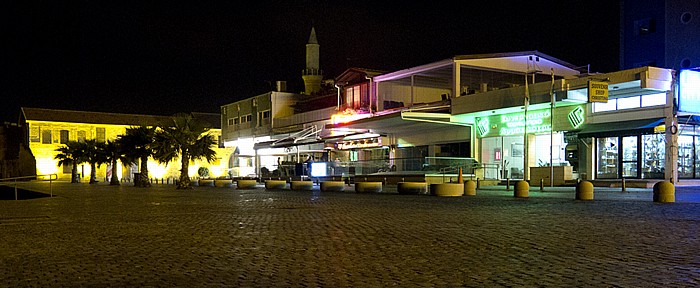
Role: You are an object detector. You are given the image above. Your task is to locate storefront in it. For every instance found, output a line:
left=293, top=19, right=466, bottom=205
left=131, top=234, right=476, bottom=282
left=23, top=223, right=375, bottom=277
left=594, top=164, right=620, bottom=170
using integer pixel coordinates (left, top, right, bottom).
left=476, top=104, right=585, bottom=180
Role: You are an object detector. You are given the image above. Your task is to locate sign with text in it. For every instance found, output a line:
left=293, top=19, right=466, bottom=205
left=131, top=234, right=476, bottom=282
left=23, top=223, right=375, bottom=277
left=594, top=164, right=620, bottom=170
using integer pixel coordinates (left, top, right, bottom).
left=475, top=105, right=585, bottom=138
left=588, top=81, right=609, bottom=103
left=679, top=69, right=700, bottom=113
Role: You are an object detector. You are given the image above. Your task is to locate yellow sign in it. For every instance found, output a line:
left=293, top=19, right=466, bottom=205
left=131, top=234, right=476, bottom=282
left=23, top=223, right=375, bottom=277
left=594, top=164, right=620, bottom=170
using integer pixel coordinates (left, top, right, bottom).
left=588, top=81, right=609, bottom=103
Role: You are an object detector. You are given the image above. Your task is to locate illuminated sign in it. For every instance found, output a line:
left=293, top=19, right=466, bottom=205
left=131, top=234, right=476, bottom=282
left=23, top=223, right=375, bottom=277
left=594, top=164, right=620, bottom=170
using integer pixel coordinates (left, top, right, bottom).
left=588, top=81, right=609, bottom=103
left=568, top=106, right=584, bottom=128
left=679, top=69, right=700, bottom=113
left=476, top=105, right=585, bottom=138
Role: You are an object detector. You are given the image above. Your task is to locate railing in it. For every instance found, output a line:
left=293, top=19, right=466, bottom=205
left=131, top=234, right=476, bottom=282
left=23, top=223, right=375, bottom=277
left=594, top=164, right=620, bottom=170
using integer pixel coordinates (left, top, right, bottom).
left=0, top=174, right=58, bottom=200
left=262, top=157, right=500, bottom=180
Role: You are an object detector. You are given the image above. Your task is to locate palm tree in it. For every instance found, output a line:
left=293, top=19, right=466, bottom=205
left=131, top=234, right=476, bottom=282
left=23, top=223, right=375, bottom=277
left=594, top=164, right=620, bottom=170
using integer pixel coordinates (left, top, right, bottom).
left=83, top=139, right=108, bottom=184
left=118, top=126, right=156, bottom=187
left=152, top=113, right=217, bottom=189
left=104, top=140, right=129, bottom=185
left=54, top=140, right=87, bottom=183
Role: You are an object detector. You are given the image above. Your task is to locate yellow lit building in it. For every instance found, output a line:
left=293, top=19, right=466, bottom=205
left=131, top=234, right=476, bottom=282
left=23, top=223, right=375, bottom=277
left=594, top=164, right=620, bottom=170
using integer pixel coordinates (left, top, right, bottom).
left=21, top=108, right=235, bottom=182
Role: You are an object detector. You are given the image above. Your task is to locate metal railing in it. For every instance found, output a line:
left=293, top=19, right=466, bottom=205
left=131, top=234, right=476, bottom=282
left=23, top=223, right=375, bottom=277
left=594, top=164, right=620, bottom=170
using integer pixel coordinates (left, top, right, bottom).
left=0, top=174, right=58, bottom=200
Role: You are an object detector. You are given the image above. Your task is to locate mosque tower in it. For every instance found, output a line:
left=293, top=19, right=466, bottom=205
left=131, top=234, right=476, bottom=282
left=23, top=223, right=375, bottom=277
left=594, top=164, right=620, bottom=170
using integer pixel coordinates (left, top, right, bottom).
left=302, top=27, right=323, bottom=95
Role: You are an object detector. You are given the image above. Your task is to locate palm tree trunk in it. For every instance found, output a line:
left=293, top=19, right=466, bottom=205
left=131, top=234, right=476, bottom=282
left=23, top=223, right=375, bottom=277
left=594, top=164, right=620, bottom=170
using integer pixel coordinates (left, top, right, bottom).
left=138, top=156, right=151, bottom=187
left=110, top=159, right=120, bottom=185
left=178, top=153, right=190, bottom=189
left=89, top=163, right=98, bottom=184
left=72, top=162, right=79, bottom=183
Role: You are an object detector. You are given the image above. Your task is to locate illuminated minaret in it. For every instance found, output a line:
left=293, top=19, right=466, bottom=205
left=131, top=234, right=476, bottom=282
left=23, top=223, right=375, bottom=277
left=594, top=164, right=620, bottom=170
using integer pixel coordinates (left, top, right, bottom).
left=302, top=27, right=322, bottom=95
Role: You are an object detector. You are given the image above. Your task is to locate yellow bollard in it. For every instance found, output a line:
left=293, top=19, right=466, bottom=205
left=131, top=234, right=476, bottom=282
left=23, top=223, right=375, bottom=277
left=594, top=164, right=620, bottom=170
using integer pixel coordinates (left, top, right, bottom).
left=514, top=180, right=529, bottom=198
left=575, top=180, right=594, bottom=200
left=464, top=179, right=477, bottom=196
left=458, top=167, right=463, bottom=184
left=653, top=181, right=675, bottom=203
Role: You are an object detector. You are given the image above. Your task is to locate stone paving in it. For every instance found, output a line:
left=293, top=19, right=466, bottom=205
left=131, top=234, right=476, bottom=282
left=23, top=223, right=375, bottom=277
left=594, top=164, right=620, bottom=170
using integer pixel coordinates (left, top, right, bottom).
left=1, top=181, right=699, bottom=287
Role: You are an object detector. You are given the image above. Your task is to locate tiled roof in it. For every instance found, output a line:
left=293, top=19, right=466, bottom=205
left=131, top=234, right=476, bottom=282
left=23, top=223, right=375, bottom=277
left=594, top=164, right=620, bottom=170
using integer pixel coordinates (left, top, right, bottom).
left=21, top=107, right=174, bottom=127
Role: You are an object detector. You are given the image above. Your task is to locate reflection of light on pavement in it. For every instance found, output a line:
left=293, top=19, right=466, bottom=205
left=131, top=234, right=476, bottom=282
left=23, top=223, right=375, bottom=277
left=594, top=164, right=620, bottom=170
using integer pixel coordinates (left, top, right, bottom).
left=311, top=190, right=321, bottom=201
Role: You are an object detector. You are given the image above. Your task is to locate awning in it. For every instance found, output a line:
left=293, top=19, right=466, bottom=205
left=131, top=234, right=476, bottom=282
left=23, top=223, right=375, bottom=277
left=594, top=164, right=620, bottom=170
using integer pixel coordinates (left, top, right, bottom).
left=577, top=118, right=664, bottom=138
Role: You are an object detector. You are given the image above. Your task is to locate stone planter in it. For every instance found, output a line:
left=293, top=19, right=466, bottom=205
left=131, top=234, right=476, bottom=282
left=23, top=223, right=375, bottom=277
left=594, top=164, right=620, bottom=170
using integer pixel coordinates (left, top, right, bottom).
left=265, top=180, right=288, bottom=190
left=215, top=179, right=234, bottom=188
left=355, top=182, right=383, bottom=193
left=430, top=183, right=464, bottom=197
left=320, top=181, right=345, bottom=192
left=236, top=179, right=257, bottom=189
left=290, top=180, right=313, bottom=191
left=397, top=182, right=427, bottom=195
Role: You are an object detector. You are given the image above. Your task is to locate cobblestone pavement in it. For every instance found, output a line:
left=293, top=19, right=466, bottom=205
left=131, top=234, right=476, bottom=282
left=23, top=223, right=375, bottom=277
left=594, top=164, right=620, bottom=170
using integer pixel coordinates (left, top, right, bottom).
left=1, top=181, right=699, bottom=287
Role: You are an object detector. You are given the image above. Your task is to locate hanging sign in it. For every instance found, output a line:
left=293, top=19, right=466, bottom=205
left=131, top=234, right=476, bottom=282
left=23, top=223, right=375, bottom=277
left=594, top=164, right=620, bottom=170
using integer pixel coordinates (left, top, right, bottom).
left=588, top=81, right=609, bottom=103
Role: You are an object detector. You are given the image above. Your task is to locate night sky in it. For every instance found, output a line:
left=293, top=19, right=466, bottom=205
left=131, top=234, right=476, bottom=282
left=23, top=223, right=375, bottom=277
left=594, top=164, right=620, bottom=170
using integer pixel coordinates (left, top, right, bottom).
left=3, top=1, right=620, bottom=122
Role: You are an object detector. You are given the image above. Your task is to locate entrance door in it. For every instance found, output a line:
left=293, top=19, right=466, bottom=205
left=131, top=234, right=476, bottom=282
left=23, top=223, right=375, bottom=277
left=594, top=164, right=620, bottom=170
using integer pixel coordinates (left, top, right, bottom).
left=621, top=136, right=639, bottom=178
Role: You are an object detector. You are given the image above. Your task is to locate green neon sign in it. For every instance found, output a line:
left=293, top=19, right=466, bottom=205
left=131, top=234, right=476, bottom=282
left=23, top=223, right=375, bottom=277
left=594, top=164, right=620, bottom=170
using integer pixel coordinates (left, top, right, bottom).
left=476, top=105, right=585, bottom=138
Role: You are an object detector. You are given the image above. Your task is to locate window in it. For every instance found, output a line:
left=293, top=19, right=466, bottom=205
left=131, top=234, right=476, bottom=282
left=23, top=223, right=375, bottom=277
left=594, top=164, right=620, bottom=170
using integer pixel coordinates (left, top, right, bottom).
left=30, top=126, right=40, bottom=142
left=96, top=127, right=106, bottom=143
left=60, top=130, right=69, bottom=144
left=240, top=114, right=252, bottom=123
left=228, top=118, right=235, bottom=126
left=593, top=100, right=616, bottom=112
left=42, top=130, right=52, bottom=144
left=617, top=96, right=640, bottom=110
left=641, top=93, right=665, bottom=107
left=77, top=131, right=86, bottom=142
left=258, top=110, right=271, bottom=126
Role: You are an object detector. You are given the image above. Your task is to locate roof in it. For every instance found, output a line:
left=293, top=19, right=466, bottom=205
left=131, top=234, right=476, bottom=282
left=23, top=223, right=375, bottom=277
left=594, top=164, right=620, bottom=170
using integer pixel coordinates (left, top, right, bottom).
left=191, top=112, right=221, bottom=129
left=21, top=107, right=174, bottom=127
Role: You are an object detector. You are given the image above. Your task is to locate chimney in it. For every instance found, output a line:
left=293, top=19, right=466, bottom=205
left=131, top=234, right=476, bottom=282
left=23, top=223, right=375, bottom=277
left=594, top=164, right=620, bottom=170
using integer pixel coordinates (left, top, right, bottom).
left=276, top=81, right=287, bottom=92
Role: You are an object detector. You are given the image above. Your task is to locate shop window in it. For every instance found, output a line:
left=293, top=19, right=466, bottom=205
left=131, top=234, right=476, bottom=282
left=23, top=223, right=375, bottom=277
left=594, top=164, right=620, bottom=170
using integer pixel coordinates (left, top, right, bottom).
left=597, top=137, right=618, bottom=179
left=60, top=130, right=69, bottom=144
left=642, top=134, right=665, bottom=178
left=678, top=135, right=694, bottom=178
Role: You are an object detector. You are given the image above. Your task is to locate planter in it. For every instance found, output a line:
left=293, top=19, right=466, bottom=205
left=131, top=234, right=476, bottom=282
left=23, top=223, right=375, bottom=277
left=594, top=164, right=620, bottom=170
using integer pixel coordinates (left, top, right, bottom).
left=265, top=180, right=288, bottom=190
left=355, top=182, right=383, bottom=193
left=397, top=182, right=427, bottom=195
left=430, top=183, right=464, bottom=197
left=199, top=179, right=215, bottom=187
left=320, top=181, right=345, bottom=192
left=236, top=179, right=258, bottom=189
left=290, top=181, right=313, bottom=191
left=215, top=179, right=234, bottom=188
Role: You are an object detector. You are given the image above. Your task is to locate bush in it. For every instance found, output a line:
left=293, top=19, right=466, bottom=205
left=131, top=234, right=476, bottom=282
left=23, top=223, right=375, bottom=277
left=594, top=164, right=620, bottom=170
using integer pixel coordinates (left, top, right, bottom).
left=198, top=167, right=210, bottom=178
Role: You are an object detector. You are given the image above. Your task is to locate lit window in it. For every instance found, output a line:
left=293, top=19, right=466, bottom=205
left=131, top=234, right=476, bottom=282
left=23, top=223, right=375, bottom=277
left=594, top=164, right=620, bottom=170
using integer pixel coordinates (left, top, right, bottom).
left=617, top=96, right=641, bottom=110
left=593, top=100, right=616, bottom=112
left=41, top=130, right=52, bottom=144
left=641, top=93, right=666, bottom=107
left=96, top=127, right=106, bottom=143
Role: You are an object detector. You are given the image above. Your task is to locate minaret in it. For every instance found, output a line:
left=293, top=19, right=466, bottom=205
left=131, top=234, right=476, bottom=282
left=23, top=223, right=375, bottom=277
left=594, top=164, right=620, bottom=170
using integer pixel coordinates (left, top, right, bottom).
left=302, top=27, right=323, bottom=95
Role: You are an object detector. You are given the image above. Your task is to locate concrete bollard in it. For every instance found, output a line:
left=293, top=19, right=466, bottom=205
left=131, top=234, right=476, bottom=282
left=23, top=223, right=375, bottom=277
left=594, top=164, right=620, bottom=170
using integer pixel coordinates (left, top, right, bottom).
left=540, top=178, right=544, bottom=191
left=430, top=183, right=464, bottom=197
left=653, top=181, right=675, bottom=203
left=514, top=180, right=529, bottom=198
left=290, top=180, right=313, bottom=191
left=575, top=180, right=594, bottom=200
left=622, top=178, right=626, bottom=192
left=464, top=179, right=477, bottom=196
left=355, top=182, right=383, bottom=193
left=506, top=178, right=510, bottom=190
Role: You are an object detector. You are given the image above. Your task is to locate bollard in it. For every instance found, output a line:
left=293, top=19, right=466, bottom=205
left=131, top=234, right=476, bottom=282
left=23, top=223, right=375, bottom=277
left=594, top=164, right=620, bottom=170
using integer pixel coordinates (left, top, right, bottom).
left=540, top=179, right=544, bottom=191
left=653, top=181, right=675, bottom=203
left=575, top=180, right=594, bottom=200
left=506, top=178, right=510, bottom=190
left=514, top=180, right=529, bottom=198
left=621, top=178, right=626, bottom=192
left=476, top=178, right=480, bottom=189
left=464, top=179, right=477, bottom=196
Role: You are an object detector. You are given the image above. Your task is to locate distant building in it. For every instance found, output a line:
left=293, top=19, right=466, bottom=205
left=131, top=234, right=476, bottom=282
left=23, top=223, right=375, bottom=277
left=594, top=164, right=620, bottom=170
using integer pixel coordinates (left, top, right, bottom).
left=0, top=122, right=36, bottom=179
left=620, top=0, right=700, bottom=71
left=20, top=107, right=233, bottom=182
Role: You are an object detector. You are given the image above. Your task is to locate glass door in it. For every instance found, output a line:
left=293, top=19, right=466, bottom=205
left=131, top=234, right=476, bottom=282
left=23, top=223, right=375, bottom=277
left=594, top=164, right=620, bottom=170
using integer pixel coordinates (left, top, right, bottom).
left=622, top=136, right=639, bottom=178
left=678, top=135, right=694, bottom=178
left=597, top=137, right=618, bottom=179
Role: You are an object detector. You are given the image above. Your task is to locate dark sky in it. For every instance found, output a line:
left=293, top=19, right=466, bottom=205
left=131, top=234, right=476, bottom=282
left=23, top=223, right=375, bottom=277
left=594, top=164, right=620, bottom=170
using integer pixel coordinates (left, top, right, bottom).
left=2, top=1, right=620, bottom=122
